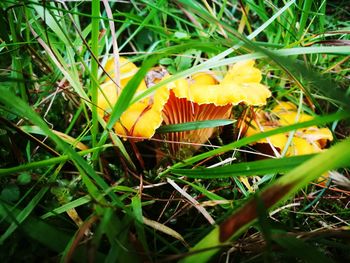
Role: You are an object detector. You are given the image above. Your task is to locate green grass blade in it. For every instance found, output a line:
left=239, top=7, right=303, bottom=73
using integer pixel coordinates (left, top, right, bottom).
left=8, top=10, right=27, bottom=101
left=106, top=57, right=158, bottom=130
left=131, top=195, right=150, bottom=257
left=157, top=119, right=234, bottom=133
left=298, top=0, right=313, bottom=38
left=41, top=196, right=91, bottom=219
left=170, top=155, right=314, bottom=179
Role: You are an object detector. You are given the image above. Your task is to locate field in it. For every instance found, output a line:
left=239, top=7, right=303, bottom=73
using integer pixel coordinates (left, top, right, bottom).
left=0, top=1, right=350, bottom=262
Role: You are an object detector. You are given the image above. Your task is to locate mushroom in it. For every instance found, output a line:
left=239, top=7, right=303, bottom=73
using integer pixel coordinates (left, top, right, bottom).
left=97, top=58, right=170, bottom=139
left=160, top=60, right=271, bottom=158
left=244, top=101, right=333, bottom=156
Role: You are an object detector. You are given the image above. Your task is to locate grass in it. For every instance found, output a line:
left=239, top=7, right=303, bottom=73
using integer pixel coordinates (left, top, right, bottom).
left=0, top=0, right=350, bottom=262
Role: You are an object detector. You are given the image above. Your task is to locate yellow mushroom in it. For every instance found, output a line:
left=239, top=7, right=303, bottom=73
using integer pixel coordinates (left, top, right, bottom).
left=97, top=58, right=170, bottom=139
left=244, top=102, right=334, bottom=157
left=161, top=60, right=271, bottom=158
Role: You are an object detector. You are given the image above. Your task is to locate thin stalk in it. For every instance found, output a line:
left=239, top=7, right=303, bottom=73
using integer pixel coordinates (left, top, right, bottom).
left=90, top=0, right=100, bottom=151
left=65, top=104, right=83, bottom=134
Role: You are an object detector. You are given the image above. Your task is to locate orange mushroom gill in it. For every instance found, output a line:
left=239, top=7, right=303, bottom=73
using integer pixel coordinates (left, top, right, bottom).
left=161, top=75, right=232, bottom=158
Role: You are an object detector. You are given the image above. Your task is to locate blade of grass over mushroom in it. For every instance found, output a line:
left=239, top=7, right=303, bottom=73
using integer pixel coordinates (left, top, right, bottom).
left=105, top=56, right=158, bottom=130
left=158, top=110, right=350, bottom=176
left=170, top=155, right=315, bottom=179
left=132, top=46, right=350, bottom=105
left=157, top=119, right=235, bottom=133
left=179, top=138, right=350, bottom=263
left=93, top=41, right=225, bottom=158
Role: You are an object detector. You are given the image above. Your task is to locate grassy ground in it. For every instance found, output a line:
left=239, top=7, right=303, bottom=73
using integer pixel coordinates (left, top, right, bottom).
left=0, top=0, right=350, bottom=262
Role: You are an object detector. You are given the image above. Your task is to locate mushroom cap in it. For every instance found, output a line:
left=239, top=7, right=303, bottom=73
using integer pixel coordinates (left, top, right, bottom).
left=172, top=60, right=271, bottom=106
left=190, top=72, right=218, bottom=85
left=221, top=60, right=262, bottom=85
left=104, top=57, right=139, bottom=87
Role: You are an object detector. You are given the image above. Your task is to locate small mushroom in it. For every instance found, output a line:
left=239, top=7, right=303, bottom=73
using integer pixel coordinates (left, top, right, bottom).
left=244, top=102, right=333, bottom=156
left=97, top=58, right=170, bottom=139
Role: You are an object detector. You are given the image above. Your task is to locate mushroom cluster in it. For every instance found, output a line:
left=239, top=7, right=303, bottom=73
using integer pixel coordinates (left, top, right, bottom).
left=97, top=58, right=271, bottom=158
